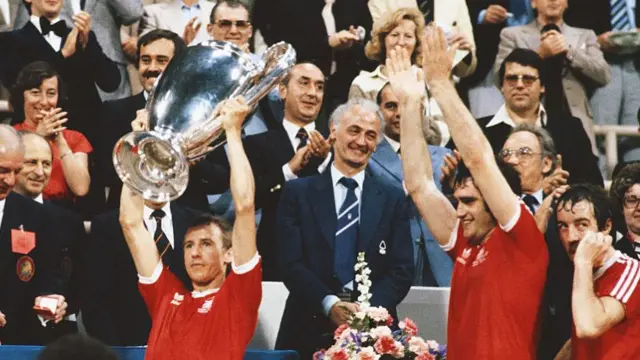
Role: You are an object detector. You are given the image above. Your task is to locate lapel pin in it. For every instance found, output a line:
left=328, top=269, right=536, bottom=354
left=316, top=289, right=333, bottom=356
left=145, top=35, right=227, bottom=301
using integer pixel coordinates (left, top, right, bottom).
left=379, top=240, right=387, bottom=255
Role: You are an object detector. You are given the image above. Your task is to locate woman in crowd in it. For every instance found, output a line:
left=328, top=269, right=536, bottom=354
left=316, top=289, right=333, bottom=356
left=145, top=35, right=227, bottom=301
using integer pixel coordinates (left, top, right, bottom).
left=11, top=61, right=91, bottom=203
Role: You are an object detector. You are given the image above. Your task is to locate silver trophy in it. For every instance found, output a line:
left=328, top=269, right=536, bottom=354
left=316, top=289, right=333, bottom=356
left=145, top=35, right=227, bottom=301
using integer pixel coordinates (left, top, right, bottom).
left=113, top=40, right=296, bottom=202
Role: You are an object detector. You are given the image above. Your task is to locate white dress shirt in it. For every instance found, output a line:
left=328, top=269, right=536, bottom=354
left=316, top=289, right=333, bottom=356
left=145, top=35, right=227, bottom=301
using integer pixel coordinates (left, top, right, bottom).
left=29, top=15, right=63, bottom=51
left=521, top=188, right=544, bottom=213
left=143, top=202, right=175, bottom=248
left=384, top=135, right=401, bottom=154
left=0, top=0, right=10, bottom=26
left=34, top=194, right=44, bottom=204
left=0, top=198, right=5, bottom=229
left=281, top=119, right=332, bottom=180
left=486, top=104, right=547, bottom=128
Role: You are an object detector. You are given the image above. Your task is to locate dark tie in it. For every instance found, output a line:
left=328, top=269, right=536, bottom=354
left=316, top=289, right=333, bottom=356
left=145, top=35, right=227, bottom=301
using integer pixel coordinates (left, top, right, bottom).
left=334, top=177, right=359, bottom=286
left=39, top=17, right=67, bottom=37
left=397, top=147, right=401, bottom=156
left=417, top=0, right=433, bottom=24
left=522, top=194, right=539, bottom=214
left=151, top=210, right=174, bottom=268
left=296, top=128, right=308, bottom=150
left=81, top=0, right=86, bottom=10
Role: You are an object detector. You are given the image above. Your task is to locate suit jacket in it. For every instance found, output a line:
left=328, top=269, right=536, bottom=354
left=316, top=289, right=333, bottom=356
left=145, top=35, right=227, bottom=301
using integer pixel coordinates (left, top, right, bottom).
left=140, top=0, right=214, bottom=45
left=0, top=0, right=19, bottom=31
left=0, top=192, right=66, bottom=345
left=565, top=0, right=640, bottom=38
left=368, top=139, right=453, bottom=286
left=82, top=203, right=197, bottom=346
left=0, top=22, right=120, bottom=142
left=471, top=114, right=604, bottom=187
left=494, top=21, right=612, bottom=150
left=253, top=0, right=376, bottom=102
left=274, top=170, right=414, bottom=359
left=367, top=0, right=478, bottom=79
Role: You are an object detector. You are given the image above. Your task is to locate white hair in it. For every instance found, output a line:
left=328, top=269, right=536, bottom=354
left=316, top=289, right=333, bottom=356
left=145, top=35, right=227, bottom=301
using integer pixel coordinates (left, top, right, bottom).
left=329, top=98, right=385, bottom=143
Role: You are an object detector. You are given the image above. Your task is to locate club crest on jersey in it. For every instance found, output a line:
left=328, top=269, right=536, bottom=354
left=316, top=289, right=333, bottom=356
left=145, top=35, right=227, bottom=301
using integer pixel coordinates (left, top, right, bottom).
left=170, top=292, right=184, bottom=306
left=472, top=248, right=489, bottom=267
left=197, top=299, right=214, bottom=314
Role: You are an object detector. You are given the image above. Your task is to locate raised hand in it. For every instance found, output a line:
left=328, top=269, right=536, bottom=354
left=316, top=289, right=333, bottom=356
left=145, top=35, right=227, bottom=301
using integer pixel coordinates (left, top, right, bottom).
left=131, top=109, right=150, bottom=131
left=386, top=46, right=426, bottom=103
left=183, top=16, right=201, bottom=45
left=61, top=27, right=80, bottom=58
left=219, top=96, right=251, bottom=133
left=447, top=32, right=474, bottom=51
left=307, top=130, right=333, bottom=159
left=574, top=231, right=613, bottom=267
left=288, top=146, right=311, bottom=174
left=483, top=5, right=509, bottom=24
left=421, top=25, right=458, bottom=87
left=538, top=31, right=568, bottom=59
left=73, top=11, right=92, bottom=49
left=36, top=108, right=68, bottom=139
left=543, top=155, right=570, bottom=196
left=440, top=149, right=460, bottom=190
left=328, top=29, right=359, bottom=50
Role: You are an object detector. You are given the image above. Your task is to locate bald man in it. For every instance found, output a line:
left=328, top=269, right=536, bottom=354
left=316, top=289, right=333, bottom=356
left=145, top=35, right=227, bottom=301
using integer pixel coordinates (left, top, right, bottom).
left=0, top=124, right=69, bottom=345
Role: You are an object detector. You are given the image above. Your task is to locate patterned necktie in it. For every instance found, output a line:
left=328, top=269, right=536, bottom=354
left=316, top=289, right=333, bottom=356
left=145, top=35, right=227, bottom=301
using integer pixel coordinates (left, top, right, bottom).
left=296, top=128, right=309, bottom=150
left=417, top=0, right=433, bottom=24
left=522, top=194, right=539, bottom=215
left=152, top=210, right=174, bottom=267
left=334, top=177, right=359, bottom=286
left=611, top=0, right=632, bottom=31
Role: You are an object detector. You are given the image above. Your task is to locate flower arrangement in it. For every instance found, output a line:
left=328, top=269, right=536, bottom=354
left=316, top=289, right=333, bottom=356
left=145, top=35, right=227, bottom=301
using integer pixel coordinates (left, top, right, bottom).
left=314, top=253, right=446, bottom=360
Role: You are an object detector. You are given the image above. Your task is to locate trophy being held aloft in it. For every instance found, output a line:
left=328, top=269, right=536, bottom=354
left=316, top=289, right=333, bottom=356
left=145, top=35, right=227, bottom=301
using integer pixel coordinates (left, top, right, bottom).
left=113, top=41, right=296, bottom=203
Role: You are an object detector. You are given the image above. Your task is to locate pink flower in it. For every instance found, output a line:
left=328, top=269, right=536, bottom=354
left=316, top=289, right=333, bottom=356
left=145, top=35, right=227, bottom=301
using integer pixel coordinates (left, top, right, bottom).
left=356, top=347, right=379, bottom=360
left=385, top=315, right=394, bottom=327
left=334, top=324, right=349, bottom=340
left=416, top=353, right=436, bottom=360
left=399, top=318, right=418, bottom=336
left=390, top=341, right=405, bottom=359
left=326, top=348, right=349, bottom=360
left=365, top=307, right=390, bottom=323
left=425, top=340, right=440, bottom=351
left=408, top=336, right=429, bottom=354
left=373, top=335, right=396, bottom=354
left=369, top=326, right=392, bottom=339
left=313, top=350, right=326, bottom=360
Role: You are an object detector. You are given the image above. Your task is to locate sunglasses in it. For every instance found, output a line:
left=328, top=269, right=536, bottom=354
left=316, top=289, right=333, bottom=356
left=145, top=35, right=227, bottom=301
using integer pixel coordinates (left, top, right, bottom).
left=504, top=74, right=540, bottom=87
left=214, top=19, right=251, bottom=30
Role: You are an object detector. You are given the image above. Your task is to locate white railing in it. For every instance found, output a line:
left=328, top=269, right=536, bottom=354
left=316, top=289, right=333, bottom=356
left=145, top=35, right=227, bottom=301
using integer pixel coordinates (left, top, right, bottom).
left=593, top=125, right=639, bottom=178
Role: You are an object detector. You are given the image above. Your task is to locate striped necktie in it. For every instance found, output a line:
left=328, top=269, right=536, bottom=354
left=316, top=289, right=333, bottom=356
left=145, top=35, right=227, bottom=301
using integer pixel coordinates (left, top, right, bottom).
left=334, top=177, right=359, bottom=286
left=417, top=0, right=433, bottom=24
left=152, top=210, right=174, bottom=268
left=611, top=0, right=632, bottom=31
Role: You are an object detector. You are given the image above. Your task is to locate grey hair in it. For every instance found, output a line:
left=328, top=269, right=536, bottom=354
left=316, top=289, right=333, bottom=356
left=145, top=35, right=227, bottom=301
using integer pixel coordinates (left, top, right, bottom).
left=422, top=116, right=442, bottom=146
left=330, top=98, right=385, bottom=143
left=510, top=123, right=557, bottom=175
left=0, top=124, right=24, bottom=155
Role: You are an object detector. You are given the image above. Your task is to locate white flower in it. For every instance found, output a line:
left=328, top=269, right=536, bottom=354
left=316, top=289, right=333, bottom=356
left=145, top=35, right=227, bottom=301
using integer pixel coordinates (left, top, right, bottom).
left=356, top=346, right=380, bottom=360
left=355, top=274, right=362, bottom=283
left=355, top=311, right=366, bottom=320
left=408, top=336, right=429, bottom=354
left=369, top=326, right=392, bottom=339
left=365, top=307, right=390, bottom=322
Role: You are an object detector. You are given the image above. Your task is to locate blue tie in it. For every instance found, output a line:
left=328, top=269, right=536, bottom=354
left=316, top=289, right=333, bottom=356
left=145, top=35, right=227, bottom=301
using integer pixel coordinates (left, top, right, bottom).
left=611, top=0, right=632, bottom=31
left=334, top=177, right=359, bottom=286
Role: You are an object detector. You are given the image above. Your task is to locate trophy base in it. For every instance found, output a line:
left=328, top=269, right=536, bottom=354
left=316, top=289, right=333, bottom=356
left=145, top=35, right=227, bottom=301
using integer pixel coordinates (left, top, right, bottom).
left=113, top=131, right=189, bottom=203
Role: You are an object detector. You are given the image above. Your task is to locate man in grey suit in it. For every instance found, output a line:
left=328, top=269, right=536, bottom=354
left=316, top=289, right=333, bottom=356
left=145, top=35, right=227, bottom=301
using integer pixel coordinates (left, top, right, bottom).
left=494, top=0, right=611, bottom=154
left=15, top=0, right=144, bottom=101
left=0, top=0, right=20, bottom=31
left=368, top=82, right=453, bottom=286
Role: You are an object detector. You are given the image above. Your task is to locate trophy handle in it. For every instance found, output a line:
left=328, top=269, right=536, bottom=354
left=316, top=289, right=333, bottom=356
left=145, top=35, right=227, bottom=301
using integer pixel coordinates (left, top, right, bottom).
left=242, top=42, right=297, bottom=107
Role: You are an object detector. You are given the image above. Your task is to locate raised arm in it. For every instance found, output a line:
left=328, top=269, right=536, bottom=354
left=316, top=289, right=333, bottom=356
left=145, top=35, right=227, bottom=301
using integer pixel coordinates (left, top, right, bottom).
left=387, top=47, right=457, bottom=246
left=119, top=186, right=159, bottom=278
left=423, top=25, right=519, bottom=226
left=219, top=98, right=257, bottom=267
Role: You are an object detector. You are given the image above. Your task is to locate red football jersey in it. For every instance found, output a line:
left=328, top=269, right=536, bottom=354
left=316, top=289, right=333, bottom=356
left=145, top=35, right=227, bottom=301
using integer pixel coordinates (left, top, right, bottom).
left=443, top=203, right=548, bottom=360
left=572, top=251, right=640, bottom=360
left=139, top=256, right=262, bottom=360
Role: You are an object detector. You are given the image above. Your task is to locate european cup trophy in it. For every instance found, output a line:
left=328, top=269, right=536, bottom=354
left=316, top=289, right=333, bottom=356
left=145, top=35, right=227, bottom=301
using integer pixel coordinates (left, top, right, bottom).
left=113, top=40, right=296, bottom=202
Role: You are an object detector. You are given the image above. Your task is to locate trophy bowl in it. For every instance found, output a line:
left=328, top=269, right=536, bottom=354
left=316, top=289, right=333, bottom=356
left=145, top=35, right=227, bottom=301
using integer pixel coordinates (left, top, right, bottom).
left=113, top=40, right=296, bottom=203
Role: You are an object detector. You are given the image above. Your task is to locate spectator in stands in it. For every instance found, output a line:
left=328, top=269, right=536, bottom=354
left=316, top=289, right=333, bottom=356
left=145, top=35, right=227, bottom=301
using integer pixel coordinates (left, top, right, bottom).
left=1, top=0, right=120, bottom=144
left=465, top=0, right=535, bottom=119
left=459, top=48, right=603, bottom=187
left=140, top=0, right=213, bottom=45
left=0, top=124, right=68, bottom=345
left=15, top=0, right=143, bottom=102
left=38, top=334, right=118, bottom=360
left=367, top=0, right=478, bottom=79
left=119, top=97, right=261, bottom=359
left=0, top=0, right=19, bottom=31
left=253, top=0, right=375, bottom=127
left=554, top=184, right=640, bottom=359
left=610, top=163, right=640, bottom=259
left=209, top=62, right=333, bottom=280
left=565, top=0, right=640, bottom=166
left=275, top=98, right=414, bottom=359
left=494, top=0, right=611, bottom=154
left=12, top=131, right=85, bottom=337
left=349, top=8, right=466, bottom=145
left=367, top=82, right=452, bottom=287
left=399, top=25, right=547, bottom=358
left=11, top=62, right=91, bottom=206
left=84, top=110, right=201, bottom=346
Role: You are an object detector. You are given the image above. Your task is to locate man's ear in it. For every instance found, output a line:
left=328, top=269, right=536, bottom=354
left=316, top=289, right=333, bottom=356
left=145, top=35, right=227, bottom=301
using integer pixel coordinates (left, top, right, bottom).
left=542, top=155, right=554, bottom=175
left=603, top=218, right=613, bottom=235
left=278, top=83, right=287, bottom=101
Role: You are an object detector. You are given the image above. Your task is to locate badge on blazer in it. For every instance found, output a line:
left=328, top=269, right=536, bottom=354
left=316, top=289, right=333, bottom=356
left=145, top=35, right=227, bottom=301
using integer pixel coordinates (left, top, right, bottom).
left=17, top=255, right=35, bottom=282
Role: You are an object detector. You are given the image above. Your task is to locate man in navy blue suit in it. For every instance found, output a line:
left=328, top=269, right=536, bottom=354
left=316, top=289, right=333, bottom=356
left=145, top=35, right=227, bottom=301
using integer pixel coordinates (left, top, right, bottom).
left=275, top=98, right=414, bottom=359
left=368, top=83, right=453, bottom=286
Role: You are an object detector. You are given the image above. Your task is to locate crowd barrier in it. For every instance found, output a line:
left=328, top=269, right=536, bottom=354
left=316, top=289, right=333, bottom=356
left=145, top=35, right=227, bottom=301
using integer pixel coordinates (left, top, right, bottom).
left=593, top=124, right=639, bottom=178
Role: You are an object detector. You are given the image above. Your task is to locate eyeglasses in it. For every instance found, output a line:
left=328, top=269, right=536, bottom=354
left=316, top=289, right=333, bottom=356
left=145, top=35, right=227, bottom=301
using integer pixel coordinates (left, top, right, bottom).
left=504, top=74, right=540, bottom=87
left=623, top=196, right=640, bottom=209
left=499, top=147, right=540, bottom=160
left=214, top=19, right=251, bottom=31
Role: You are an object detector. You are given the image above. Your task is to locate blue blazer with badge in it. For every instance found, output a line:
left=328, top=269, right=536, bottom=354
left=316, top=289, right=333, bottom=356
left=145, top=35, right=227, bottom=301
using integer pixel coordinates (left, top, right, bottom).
left=275, top=169, right=414, bottom=359
left=368, top=139, right=454, bottom=286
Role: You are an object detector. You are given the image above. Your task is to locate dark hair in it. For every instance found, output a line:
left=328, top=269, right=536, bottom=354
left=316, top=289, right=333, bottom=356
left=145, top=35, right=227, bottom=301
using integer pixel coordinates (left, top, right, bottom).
left=38, top=334, right=118, bottom=360
left=555, top=184, right=613, bottom=231
left=136, top=29, right=187, bottom=67
left=10, top=61, right=66, bottom=124
left=498, top=48, right=546, bottom=87
left=281, top=61, right=324, bottom=87
left=454, top=156, right=523, bottom=197
left=209, top=0, right=251, bottom=23
left=610, top=162, right=640, bottom=214
left=376, top=82, right=392, bottom=105
left=186, top=213, right=233, bottom=250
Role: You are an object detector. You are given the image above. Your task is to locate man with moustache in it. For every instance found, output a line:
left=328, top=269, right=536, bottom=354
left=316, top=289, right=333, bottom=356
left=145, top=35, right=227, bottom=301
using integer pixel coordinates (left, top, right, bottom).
left=0, top=125, right=69, bottom=345
left=275, top=98, right=414, bottom=358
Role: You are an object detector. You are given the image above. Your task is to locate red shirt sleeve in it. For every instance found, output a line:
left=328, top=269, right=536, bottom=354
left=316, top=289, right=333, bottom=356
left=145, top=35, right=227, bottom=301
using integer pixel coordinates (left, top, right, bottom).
left=597, top=258, right=640, bottom=316
left=65, top=130, right=93, bottom=154
left=139, top=267, right=185, bottom=320
left=446, top=220, right=466, bottom=260
left=503, top=203, right=547, bottom=260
